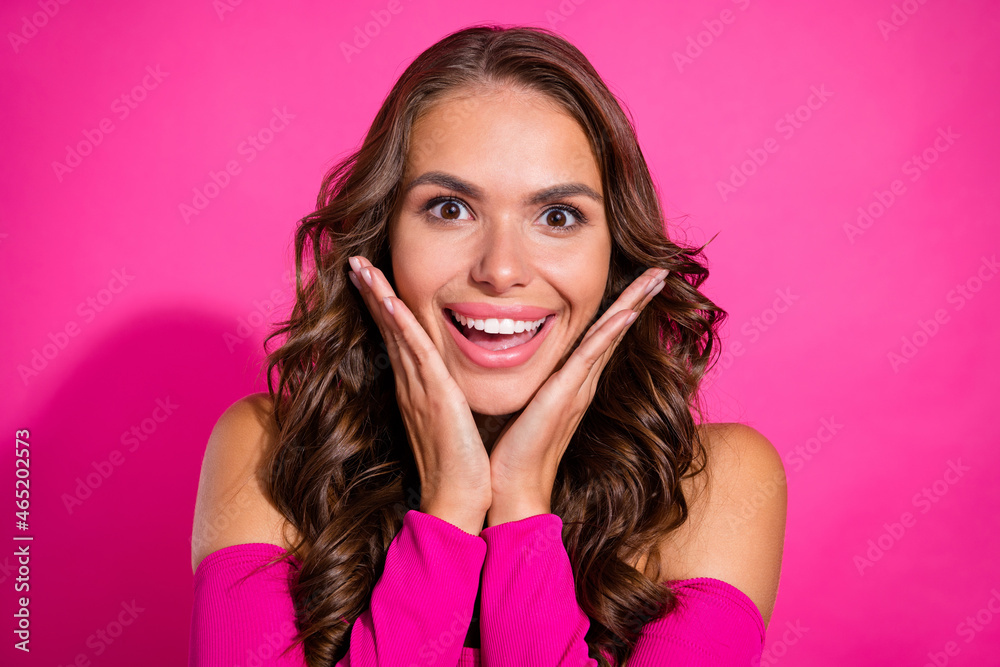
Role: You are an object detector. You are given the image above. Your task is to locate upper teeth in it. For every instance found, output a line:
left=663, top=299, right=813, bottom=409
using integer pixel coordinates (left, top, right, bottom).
left=451, top=310, right=547, bottom=334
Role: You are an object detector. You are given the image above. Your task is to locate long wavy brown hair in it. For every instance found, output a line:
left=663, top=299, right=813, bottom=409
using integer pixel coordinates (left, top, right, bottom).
left=258, top=23, right=726, bottom=666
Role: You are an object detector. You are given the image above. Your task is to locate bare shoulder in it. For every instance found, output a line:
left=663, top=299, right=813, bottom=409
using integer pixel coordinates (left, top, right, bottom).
left=653, top=422, right=787, bottom=626
left=190, top=392, right=302, bottom=574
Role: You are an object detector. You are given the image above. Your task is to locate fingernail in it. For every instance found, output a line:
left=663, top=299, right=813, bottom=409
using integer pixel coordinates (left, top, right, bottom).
left=349, top=256, right=361, bottom=272
left=383, top=296, right=394, bottom=314
left=348, top=271, right=361, bottom=289
left=644, top=276, right=664, bottom=295
left=361, top=267, right=372, bottom=286
left=626, top=311, right=639, bottom=324
left=648, top=279, right=666, bottom=298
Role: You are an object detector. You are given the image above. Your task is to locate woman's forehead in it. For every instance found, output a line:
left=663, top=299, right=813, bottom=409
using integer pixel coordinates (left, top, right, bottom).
left=403, top=91, right=602, bottom=197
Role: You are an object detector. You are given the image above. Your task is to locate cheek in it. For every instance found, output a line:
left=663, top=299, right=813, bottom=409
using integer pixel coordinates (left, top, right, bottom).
left=573, top=248, right=612, bottom=311
left=391, top=245, right=446, bottom=315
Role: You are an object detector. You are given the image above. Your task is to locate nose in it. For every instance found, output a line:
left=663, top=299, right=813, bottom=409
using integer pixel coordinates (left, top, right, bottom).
left=469, top=219, right=531, bottom=293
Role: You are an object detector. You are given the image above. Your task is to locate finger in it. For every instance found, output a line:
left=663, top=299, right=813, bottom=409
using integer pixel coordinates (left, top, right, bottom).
left=349, top=257, right=418, bottom=364
left=347, top=256, right=416, bottom=385
left=381, top=295, right=456, bottom=387
left=635, top=276, right=666, bottom=310
left=349, top=259, right=418, bottom=376
left=569, top=312, right=636, bottom=404
left=578, top=307, right=637, bottom=377
left=553, top=269, right=663, bottom=390
left=352, top=284, right=430, bottom=406
left=594, top=277, right=664, bottom=372
left=534, top=308, right=634, bottom=410
left=581, top=267, right=667, bottom=346
left=349, top=257, right=456, bottom=393
left=532, top=269, right=665, bottom=408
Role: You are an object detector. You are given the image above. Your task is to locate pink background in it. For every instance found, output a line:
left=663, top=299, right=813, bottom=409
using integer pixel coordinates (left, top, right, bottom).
left=3, top=1, right=999, bottom=665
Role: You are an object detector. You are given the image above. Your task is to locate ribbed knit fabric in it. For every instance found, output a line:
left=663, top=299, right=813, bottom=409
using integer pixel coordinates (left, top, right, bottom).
left=478, top=514, right=765, bottom=666
left=189, top=542, right=305, bottom=666
left=341, top=510, right=486, bottom=666
left=633, top=578, right=765, bottom=665
left=479, top=513, right=592, bottom=665
left=189, top=510, right=765, bottom=666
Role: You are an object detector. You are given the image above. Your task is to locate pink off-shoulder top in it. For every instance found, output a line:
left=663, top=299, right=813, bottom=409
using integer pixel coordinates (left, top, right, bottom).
left=189, top=510, right=765, bottom=666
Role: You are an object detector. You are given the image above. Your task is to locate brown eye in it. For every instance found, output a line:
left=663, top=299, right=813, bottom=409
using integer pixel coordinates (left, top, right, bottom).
left=539, top=205, right=586, bottom=231
left=425, top=198, right=473, bottom=222
left=546, top=209, right=567, bottom=227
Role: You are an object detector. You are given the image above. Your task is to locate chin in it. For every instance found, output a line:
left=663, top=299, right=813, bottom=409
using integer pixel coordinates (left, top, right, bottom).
left=466, top=392, right=529, bottom=417
left=462, top=379, right=534, bottom=417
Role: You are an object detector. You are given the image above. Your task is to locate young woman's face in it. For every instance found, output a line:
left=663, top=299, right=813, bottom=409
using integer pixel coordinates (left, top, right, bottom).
left=388, top=86, right=612, bottom=416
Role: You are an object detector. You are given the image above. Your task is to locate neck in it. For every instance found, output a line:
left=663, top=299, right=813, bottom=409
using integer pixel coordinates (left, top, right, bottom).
left=472, top=411, right=514, bottom=453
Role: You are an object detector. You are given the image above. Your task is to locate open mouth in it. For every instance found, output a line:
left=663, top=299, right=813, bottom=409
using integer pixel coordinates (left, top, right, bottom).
left=445, top=308, right=552, bottom=352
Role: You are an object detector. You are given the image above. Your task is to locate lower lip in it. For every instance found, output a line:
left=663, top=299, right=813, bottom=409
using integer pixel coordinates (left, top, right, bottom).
left=444, top=310, right=555, bottom=368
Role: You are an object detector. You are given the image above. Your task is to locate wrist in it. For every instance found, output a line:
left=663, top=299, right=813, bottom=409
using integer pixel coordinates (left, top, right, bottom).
left=485, top=492, right=551, bottom=527
left=420, top=500, right=488, bottom=536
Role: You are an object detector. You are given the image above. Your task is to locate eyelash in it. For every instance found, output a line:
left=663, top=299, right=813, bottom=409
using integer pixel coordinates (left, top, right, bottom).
left=420, top=195, right=589, bottom=232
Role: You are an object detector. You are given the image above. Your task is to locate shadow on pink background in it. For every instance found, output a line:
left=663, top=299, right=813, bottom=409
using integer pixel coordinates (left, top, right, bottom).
left=2, top=1, right=998, bottom=665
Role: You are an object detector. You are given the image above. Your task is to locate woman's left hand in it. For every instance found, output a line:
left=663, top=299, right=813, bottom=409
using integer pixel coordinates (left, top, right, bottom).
left=485, top=266, right=669, bottom=527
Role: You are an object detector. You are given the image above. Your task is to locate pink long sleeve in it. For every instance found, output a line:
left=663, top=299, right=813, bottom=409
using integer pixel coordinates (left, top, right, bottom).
left=188, top=510, right=486, bottom=667
left=189, top=511, right=766, bottom=666
left=340, top=510, right=486, bottom=666
left=478, top=513, right=765, bottom=666
left=188, top=542, right=306, bottom=665
left=630, top=577, right=766, bottom=665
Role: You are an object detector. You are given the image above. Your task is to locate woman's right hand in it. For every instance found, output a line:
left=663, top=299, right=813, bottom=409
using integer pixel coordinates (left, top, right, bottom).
left=348, top=255, right=491, bottom=535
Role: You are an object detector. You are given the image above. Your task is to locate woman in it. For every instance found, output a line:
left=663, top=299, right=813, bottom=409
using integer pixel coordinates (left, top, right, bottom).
left=189, top=24, right=786, bottom=667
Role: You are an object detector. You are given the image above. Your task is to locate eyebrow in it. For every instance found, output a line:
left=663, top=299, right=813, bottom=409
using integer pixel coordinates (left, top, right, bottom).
left=401, top=171, right=604, bottom=206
